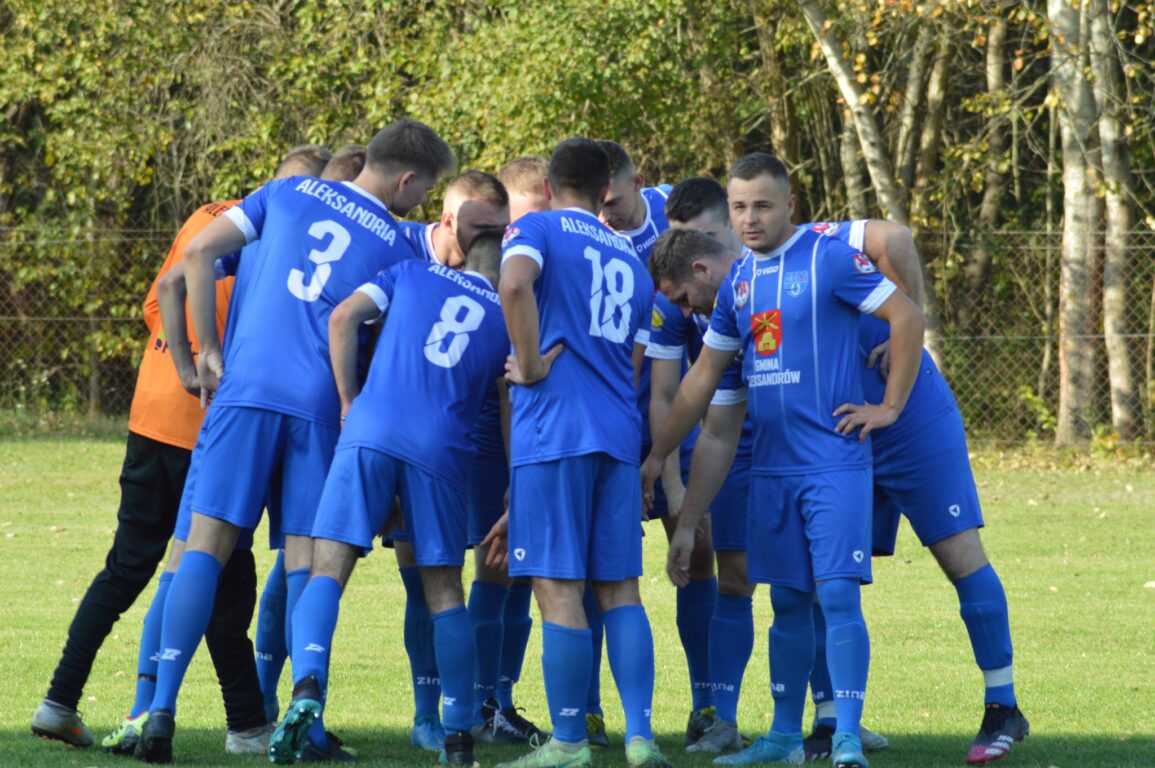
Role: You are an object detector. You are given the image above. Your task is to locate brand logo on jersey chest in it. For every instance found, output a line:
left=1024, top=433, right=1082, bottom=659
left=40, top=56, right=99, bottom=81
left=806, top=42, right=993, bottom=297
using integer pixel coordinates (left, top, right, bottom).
left=651, top=307, right=664, bottom=329
left=734, top=280, right=749, bottom=309
left=785, top=270, right=809, bottom=297
left=751, top=310, right=781, bottom=356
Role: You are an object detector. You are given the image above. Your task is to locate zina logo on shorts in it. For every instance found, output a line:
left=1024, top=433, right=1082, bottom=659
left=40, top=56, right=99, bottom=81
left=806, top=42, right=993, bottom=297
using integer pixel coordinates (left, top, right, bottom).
left=513, top=548, right=526, bottom=561
left=852, top=550, right=864, bottom=563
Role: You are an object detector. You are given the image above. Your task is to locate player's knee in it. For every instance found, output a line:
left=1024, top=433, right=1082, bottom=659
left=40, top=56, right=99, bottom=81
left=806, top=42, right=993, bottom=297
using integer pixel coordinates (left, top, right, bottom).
left=716, top=551, right=752, bottom=595
left=769, top=584, right=812, bottom=618
left=931, top=528, right=989, bottom=582
left=815, top=578, right=862, bottom=624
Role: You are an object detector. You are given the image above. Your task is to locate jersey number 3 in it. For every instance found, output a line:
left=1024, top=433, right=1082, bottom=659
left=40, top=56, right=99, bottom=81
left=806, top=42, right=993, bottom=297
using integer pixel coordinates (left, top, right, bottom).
left=288, top=220, right=352, bottom=302
left=425, top=295, right=485, bottom=368
left=585, top=247, right=634, bottom=343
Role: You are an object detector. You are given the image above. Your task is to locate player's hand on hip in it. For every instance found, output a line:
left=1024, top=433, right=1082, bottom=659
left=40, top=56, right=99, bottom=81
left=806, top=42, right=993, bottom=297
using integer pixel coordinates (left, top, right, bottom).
left=505, top=344, right=564, bottom=385
left=833, top=401, right=900, bottom=441
left=866, top=340, right=892, bottom=380
left=666, top=526, right=695, bottom=588
left=480, top=512, right=509, bottom=571
left=640, top=454, right=663, bottom=516
left=197, top=347, right=224, bottom=409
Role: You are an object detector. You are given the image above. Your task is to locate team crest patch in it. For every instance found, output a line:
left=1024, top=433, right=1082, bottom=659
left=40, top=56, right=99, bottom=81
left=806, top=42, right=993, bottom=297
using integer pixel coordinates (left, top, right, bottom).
left=853, top=252, right=876, bottom=274
left=785, top=270, right=809, bottom=297
left=735, top=280, right=750, bottom=309
left=502, top=225, right=520, bottom=246
left=811, top=221, right=841, bottom=236
left=751, top=309, right=781, bottom=356
left=651, top=306, right=664, bottom=329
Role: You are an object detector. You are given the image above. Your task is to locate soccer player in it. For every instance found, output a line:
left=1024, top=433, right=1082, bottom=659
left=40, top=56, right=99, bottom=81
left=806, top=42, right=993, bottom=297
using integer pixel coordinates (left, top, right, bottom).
left=401, top=170, right=512, bottom=268
left=799, top=219, right=1027, bottom=765
left=321, top=144, right=367, bottom=182
left=131, top=120, right=454, bottom=764
left=643, top=152, right=925, bottom=768
left=499, top=156, right=551, bottom=222
left=29, top=145, right=329, bottom=753
left=595, top=140, right=715, bottom=749
left=267, top=231, right=510, bottom=767
left=496, top=137, right=670, bottom=768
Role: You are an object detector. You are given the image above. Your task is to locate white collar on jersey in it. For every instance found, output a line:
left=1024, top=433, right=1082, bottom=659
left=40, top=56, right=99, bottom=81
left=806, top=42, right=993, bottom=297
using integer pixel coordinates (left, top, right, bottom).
left=341, top=181, right=389, bottom=212
left=561, top=206, right=599, bottom=219
left=423, top=222, right=447, bottom=265
left=462, top=270, right=495, bottom=291
left=753, top=225, right=805, bottom=261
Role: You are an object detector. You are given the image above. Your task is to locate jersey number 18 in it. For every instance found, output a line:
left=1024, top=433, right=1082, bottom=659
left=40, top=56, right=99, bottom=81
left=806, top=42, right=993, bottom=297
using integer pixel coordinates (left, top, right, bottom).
left=585, top=247, right=634, bottom=343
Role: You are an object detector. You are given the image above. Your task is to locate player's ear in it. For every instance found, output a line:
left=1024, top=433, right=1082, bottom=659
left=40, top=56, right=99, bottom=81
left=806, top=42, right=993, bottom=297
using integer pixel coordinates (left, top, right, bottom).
left=633, top=172, right=644, bottom=193
left=396, top=169, right=418, bottom=194
left=543, top=177, right=554, bottom=204
left=441, top=209, right=456, bottom=234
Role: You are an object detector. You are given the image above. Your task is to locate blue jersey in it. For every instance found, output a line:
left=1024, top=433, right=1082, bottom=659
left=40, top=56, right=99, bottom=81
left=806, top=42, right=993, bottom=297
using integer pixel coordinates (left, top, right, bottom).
left=807, top=221, right=958, bottom=448
left=400, top=220, right=438, bottom=263
left=340, top=260, right=509, bottom=488
left=705, top=227, right=897, bottom=475
left=501, top=208, right=654, bottom=467
left=216, top=177, right=414, bottom=428
left=647, top=293, right=753, bottom=462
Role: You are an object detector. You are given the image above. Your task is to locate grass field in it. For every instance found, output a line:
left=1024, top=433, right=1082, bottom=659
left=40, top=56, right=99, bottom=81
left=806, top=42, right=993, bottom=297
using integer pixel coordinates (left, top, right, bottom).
left=1, top=435, right=1153, bottom=767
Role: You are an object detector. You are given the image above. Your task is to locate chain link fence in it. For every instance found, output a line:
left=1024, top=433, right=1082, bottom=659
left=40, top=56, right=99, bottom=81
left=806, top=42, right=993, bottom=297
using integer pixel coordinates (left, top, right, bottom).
left=1, top=225, right=1153, bottom=443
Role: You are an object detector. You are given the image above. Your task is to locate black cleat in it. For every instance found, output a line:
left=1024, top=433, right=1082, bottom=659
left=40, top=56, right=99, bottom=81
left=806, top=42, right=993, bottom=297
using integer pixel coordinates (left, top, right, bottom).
left=133, top=710, right=174, bottom=764
left=966, top=704, right=1029, bottom=764
left=440, top=730, right=479, bottom=767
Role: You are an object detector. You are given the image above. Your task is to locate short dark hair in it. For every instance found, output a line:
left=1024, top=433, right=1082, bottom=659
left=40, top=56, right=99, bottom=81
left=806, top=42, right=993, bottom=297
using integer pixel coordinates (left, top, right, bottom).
left=728, top=152, right=789, bottom=183
left=320, top=145, right=366, bottom=182
left=649, top=229, right=728, bottom=286
left=666, top=177, right=729, bottom=224
left=276, top=144, right=332, bottom=178
left=366, top=119, right=456, bottom=179
left=548, top=138, right=610, bottom=206
left=595, top=139, right=634, bottom=178
left=448, top=170, right=509, bottom=208
left=498, top=156, right=548, bottom=195
left=465, top=230, right=503, bottom=279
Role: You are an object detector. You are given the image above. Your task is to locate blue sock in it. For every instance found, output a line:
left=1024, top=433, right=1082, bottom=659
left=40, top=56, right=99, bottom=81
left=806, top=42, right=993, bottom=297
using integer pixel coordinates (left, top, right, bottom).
left=809, top=600, right=835, bottom=728
left=497, top=581, right=533, bottom=711
left=542, top=622, right=591, bottom=744
left=467, top=580, right=507, bottom=720
left=677, top=576, right=716, bottom=710
left=130, top=572, right=173, bottom=718
left=401, top=566, right=441, bottom=718
left=709, top=593, right=753, bottom=724
left=433, top=605, right=477, bottom=734
left=582, top=583, right=604, bottom=715
left=151, top=551, right=222, bottom=714
left=768, top=586, right=814, bottom=735
left=816, top=579, right=869, bottom=736
left=604, top=605, right=656, bottom=742
left=290, top=575, right=342, bottom=687
left=256, top=550, right=288, bottom=713
left=955, top=564, right=1016, bottom=706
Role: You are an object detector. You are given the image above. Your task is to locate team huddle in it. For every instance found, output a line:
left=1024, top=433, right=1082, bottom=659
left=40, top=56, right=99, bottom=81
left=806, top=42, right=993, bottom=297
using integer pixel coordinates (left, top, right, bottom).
left=32, top=121, right=1029, bottom=768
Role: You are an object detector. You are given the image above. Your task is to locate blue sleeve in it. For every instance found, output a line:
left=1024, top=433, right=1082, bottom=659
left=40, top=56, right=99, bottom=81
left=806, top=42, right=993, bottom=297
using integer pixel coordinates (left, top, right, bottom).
left=213, top=249, right=241, bottom=278
left=501, top=213, right=549, bottom=269
left=646, top=293, right=689, bottom=360
left=634, top=273, right=654, bottom=346
left=222, top=177, right=295, bottom=244
left=355, top=261, right=403, bottom=321
left=821, top=237, right=896, bottom=315
left=704, top=262, right=743, bottom=351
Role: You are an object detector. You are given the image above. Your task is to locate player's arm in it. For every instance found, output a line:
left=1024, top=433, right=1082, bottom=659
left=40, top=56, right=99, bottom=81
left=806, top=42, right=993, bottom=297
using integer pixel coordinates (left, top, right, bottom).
left=863, top=220, right=924, bottom=307
left=156, top=261, right=198, bottom=395
left=641, top=345, right=733, bottom=508
left=183, top=216, right=247, bottom=401
left=501, top=255, right=562, bottom=384
left=329, top=291, right=382, bottom=417
left=835, top=290, right=925, bottom=440
left=650, top=357, right=685, bottom=516
left=668, top=400, right=745, bottom=587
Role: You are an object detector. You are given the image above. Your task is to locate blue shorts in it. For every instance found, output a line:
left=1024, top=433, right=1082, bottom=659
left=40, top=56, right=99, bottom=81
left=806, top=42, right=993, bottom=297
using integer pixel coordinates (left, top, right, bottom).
left=508, top=454, right=643, bottom=581
left=468, top=452, right=509, bottom=546
left=190, top=405, right=337, bottom=540
left=746, top=467, right=873, bottom=591
left=642, top=443, right=693, bottom=520
left=312, top=446, right=467, bottom=566
left=871, top=407, right=984, bottom=555
left=710, top=457, right=751, bottom=552
left=175, top=426, right=256, bottom=550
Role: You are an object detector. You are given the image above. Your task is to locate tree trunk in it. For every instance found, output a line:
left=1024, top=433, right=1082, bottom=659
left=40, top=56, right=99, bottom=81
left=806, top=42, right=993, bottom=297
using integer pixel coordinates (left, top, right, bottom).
left=957, top=17, right=1009, bottom=333
left=749, top=0, right=799, bottom=172
left=1049, top=0, right=1098, bottom=445
left=840, top=112, right=869, bottom=219
left=1089, top=0, right=1142, bottom=440
left=895, top=25, right=935, bottom=193
left=909, top=34, right=953, bottom=231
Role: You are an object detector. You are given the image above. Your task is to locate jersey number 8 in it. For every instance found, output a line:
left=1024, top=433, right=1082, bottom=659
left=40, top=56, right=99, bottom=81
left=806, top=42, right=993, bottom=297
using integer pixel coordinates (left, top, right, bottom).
left=585, top=247, right=634, bottom=343
left=425, top=295, right=486, bottom=368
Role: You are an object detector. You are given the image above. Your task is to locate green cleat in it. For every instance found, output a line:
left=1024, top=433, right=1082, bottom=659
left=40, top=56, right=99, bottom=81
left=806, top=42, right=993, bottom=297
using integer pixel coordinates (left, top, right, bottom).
left=585, top=712, right=608, bottom=750
left=626, top=735, right=674, bottom=768
left=268, top=675, right=324, bottom=765
left=496, top=737, right=593, bottom=768
left=101, top=712, right=148, bottom=755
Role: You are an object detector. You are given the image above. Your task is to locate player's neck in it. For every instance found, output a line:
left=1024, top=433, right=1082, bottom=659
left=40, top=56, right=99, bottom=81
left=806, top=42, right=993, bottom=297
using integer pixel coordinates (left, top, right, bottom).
left=620, top=200, right=646, bottom=232
left=550, top=191, right=598, bottom=215
left=430, top=223, right=457, bottom=267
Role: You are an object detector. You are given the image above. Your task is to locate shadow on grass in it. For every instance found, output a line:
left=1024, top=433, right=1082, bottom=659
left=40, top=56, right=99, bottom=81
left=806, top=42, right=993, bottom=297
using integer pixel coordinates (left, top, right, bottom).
left=6, top=728, right=1155, bottom=768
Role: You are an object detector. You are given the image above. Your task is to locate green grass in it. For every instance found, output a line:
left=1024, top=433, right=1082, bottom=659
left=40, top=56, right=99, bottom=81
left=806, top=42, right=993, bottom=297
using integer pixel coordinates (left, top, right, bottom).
left=1, top=438, right=1153, bottom=767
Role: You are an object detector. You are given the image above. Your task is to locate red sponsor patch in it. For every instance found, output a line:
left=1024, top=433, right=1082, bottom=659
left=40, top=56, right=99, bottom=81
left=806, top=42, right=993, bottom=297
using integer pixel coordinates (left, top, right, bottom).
left=502, top=225, right=520, bottom=246
left=811, top=221, right=840, bottom=235
left=751, top=310, right=781, bottom=356
left=853, top=251, right=876, bottom=274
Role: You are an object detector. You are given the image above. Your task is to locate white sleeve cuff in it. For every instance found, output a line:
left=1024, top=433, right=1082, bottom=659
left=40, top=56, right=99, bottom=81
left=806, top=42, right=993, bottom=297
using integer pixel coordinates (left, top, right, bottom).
left=634, top=328, right=651, bottom=347
left=645, top=342, right=684, bottom=360
left=223, top=207, right=257, bottom=243
left=703, top=328, right=743, bottom=352
left=502, top=245, right=543, bottom=269
left=849, top=220, right=867, bottom=251
left=858, top=279, right=897, bottom=314
left=711, top=387, right=748, bottom=406
left=356, top=282, right=390, bottom=323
